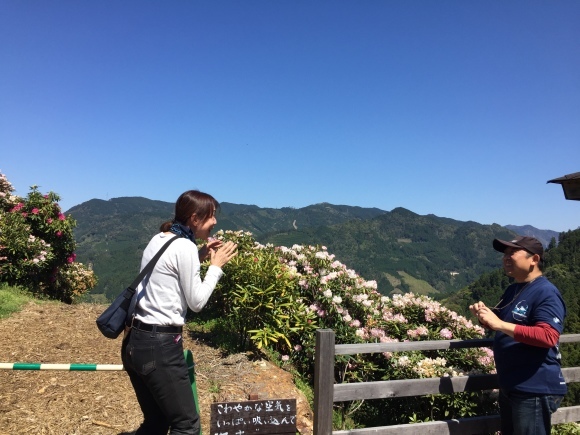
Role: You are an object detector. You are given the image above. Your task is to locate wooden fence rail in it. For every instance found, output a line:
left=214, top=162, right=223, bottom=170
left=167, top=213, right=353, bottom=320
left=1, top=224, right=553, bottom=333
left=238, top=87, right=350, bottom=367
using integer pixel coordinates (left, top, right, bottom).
left=313, top=329, right=580, bottom=435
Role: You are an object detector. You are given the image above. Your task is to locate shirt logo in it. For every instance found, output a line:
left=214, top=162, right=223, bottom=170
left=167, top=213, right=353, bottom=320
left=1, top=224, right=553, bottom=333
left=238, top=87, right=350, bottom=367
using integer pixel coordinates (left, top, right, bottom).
left=512, top=301, right=529, bottom=322
left=554, top=317, right=561, bottom=324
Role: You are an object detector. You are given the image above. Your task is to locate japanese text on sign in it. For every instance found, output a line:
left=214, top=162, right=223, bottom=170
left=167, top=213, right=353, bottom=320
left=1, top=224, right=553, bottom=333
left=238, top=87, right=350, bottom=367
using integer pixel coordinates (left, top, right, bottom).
left=210, top=398, right=296, bottom=434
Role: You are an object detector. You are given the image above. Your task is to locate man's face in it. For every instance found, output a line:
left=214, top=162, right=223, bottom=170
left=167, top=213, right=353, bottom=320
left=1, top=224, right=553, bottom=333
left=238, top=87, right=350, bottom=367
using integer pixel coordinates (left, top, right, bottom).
left=502, top=247, right=535, bottom=282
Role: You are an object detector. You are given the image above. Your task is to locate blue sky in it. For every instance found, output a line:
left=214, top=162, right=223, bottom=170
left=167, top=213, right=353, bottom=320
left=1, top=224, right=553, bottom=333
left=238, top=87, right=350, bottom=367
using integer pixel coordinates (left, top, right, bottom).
left=1, top=1, right=579, bottom=232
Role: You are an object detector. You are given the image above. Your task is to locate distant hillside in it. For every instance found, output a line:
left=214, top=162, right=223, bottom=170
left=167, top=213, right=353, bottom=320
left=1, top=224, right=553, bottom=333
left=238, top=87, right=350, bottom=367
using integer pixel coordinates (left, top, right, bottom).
left=505, top=224, right=560, bottom=247
left=261, top=207, right=518, bottom=296
left=68, top=197, right=536, bottom=301
left=214, top=202, right=387, bottom=236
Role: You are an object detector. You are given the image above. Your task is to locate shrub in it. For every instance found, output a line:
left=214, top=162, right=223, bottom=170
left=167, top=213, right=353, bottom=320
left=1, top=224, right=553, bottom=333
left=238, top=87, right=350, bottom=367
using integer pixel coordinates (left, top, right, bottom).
left=0, top=171, right=97, bottom=303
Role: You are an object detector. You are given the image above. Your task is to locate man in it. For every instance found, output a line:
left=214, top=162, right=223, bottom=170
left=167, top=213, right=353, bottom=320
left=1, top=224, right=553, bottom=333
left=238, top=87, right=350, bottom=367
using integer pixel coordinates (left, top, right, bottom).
left=469, top=236, right=566, bottom=435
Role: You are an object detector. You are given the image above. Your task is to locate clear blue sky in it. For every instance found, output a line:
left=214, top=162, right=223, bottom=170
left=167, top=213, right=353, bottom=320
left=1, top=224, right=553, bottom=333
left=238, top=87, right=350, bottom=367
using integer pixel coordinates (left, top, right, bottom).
left=1, top=1, right=579, bottom=232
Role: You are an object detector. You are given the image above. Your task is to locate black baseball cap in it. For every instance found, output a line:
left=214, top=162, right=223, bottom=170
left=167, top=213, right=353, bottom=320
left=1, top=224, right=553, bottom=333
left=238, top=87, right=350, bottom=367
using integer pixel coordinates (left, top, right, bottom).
left=492, top=236, right=544, bottom=259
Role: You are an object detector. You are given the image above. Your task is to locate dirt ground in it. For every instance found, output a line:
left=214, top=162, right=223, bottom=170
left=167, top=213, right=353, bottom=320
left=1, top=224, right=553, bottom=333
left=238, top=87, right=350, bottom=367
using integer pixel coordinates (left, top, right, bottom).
left=0, top=302, right=313, bottom=435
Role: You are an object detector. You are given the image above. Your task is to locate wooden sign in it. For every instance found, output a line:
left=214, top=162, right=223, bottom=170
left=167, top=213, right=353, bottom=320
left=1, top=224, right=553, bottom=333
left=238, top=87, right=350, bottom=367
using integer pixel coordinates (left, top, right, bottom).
left=210, top=398, right=296, bottom=434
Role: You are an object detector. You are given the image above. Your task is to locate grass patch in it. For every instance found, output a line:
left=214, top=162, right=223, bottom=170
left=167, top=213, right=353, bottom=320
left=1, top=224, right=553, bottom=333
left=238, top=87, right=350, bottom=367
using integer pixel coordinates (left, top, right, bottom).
left=0, top=284, right=35, bottom=319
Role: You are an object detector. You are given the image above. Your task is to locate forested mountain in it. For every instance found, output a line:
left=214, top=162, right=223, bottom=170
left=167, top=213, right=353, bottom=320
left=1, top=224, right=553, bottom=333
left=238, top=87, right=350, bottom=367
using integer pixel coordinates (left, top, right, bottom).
left=69, top=197, right=547, bottom=301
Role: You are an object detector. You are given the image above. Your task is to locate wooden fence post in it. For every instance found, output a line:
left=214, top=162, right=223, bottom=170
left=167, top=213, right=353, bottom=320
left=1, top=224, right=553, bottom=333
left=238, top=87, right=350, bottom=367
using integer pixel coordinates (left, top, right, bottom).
left=314, top=329, right=335, bottom=435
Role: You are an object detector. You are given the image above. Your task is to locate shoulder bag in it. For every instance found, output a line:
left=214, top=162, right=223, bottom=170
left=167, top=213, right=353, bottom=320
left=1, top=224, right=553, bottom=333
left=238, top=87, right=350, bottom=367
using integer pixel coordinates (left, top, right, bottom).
left=96, top=235, right=180, bottom=339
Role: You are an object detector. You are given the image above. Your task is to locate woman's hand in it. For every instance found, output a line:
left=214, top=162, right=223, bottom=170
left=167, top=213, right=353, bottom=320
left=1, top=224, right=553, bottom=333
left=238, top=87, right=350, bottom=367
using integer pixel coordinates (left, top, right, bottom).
left=199, top=239, right=223, bottom=262
left=209, top=241, right=238, bottom=268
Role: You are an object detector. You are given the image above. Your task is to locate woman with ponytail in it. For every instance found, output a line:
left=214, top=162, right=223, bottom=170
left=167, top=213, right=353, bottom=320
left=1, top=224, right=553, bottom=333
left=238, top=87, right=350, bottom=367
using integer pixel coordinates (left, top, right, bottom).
left=122, top=190, right=237, bottom=435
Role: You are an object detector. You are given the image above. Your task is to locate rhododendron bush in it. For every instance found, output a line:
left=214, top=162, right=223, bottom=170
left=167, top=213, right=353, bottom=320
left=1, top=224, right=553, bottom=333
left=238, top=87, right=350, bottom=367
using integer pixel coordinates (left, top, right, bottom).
left=201, top=230, right=497, bottom=427
left=0, top=171, right=97, bottom=303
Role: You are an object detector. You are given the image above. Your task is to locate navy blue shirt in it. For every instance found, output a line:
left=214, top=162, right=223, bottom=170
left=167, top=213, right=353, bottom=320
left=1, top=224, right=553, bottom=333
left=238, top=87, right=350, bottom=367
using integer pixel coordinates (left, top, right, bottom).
left=493, top=276, right=567, bottom=395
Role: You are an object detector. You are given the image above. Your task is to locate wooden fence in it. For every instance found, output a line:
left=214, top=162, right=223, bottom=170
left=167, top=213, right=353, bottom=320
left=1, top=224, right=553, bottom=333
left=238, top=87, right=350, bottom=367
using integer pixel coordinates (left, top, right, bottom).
left=313, top=329, right=580, bottom=435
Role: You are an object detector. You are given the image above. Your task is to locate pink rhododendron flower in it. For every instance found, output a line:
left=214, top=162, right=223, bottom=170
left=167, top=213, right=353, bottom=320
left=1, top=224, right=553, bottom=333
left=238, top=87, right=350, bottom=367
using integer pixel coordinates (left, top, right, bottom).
left=47, top=218, right=53, bottom=224
left=58, top=213, right=66, bottom=221
left=21, top=212, right=28, bottom=218
left=281, top=355, right=290, bottom=361
left=31, top=208, right=39, bottom=214
left=294, top=344, right=302, bottom=351
left=407, top=326, right=429, bottom=338
left=10, top=203, right=24, bottom=212
left=56, top=231, right=62, bottom=237
left=440, top=328, right=453, bottom=339
left=370, top=328, right=385, bottom=338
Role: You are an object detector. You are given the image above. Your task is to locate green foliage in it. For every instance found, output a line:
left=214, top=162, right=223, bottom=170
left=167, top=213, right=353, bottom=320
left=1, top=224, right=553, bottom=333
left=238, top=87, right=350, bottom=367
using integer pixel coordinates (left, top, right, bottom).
left=0, top=171, right=97, bottom=303
left=200, top=230, right=318, bottom=353
left=552, top=422, right=580, bottom=434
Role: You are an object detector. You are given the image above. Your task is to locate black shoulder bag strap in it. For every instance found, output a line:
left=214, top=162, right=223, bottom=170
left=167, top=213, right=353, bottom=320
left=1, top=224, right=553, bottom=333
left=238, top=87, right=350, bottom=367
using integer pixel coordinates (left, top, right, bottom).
left=125, top=235, right=181, bottom=325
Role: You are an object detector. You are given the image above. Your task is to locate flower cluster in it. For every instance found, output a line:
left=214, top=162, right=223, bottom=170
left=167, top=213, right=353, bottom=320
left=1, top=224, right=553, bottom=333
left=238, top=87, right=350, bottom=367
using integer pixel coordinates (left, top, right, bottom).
left=0, top=172, right=19, bottom=209
left=53, top=262, right=98, bottom=301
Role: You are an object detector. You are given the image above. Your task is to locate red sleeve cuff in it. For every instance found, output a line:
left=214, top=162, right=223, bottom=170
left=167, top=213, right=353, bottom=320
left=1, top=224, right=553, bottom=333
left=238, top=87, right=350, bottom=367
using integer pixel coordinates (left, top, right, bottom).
left=513, top=322, right=560, bottom=348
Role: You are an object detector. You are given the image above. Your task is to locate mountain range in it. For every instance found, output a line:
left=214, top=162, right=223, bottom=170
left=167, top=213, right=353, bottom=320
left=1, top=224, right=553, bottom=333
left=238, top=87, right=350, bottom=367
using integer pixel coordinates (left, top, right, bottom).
left=67, top=197, right=560, bottom=301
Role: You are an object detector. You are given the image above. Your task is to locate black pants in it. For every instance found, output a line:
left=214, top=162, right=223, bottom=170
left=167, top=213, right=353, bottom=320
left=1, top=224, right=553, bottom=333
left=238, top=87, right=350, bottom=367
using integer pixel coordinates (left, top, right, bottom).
left=122, top=328, right=200, bottom=435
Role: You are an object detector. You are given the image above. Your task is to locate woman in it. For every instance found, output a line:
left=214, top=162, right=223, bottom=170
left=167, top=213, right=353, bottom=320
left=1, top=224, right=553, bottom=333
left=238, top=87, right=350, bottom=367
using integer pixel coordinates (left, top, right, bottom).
left=122, top=190, right=237, bottom=435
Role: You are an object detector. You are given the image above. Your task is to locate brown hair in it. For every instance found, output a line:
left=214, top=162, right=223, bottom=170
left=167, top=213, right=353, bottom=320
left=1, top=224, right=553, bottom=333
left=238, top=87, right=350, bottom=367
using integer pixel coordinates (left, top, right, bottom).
left=160, top=190, right=220, bottom=232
